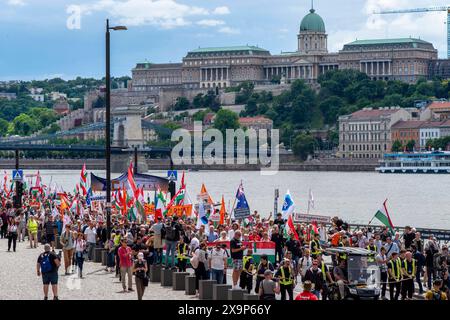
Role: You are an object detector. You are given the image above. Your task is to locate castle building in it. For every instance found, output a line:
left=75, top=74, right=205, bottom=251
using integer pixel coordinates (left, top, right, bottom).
left=128, top=5, right=438, bottom=110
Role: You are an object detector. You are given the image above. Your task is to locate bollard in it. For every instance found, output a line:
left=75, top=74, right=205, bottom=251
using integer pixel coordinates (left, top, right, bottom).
left=199, top=280, right=216, bottom=300
left=150, top=264, right=162, bottom=283
left=94, top=247, right=103, bottom=263
left=101, top=250, right=108, bottom=266
left=243, top=293, right=259, bottom=300
left=172, top=272, right=189, bottom=291
left=213, top=284, right=232, bottom=300
left=161, top=268, right=174, bottom=287
left=228, top=289, right=245, bottom=300
left=185, top=275, right=196, bottom=295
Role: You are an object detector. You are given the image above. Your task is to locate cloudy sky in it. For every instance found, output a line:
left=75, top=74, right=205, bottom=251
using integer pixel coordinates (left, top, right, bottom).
left=1, top=0, right=449, bottom=80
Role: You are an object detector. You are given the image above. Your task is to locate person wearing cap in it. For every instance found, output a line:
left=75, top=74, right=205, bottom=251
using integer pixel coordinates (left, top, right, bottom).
left=37, top=244, right=61, bottom=300
left=387, top=251, right=402, bottom=300
left=259, top=269, right=279, bottom=300
left=133, top=252, right=148, bottom=300
left=295, top=280, right=318, bottom=300
left=275, top=258, right=295, bottom=300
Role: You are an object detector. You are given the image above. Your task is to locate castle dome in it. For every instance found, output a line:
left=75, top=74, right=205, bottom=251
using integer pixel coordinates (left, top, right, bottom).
left=300, top=8, right=325, bottom=33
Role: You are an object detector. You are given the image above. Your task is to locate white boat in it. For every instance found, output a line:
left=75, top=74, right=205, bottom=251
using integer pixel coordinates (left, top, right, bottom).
left=376, top=151, right=450, bottom=174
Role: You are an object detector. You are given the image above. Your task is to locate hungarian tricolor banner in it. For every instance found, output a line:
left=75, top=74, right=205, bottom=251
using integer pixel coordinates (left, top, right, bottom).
left=373, top=199, right=395, bottom=235
left=127, top=162, right=145, bottom=222
left=80, top=163, right=88, bottom=196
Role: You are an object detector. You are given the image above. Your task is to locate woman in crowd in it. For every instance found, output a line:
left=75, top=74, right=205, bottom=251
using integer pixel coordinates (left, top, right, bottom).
left=74, top=232, right=87, bottom=278
left=133, top=252, right=148, bottom=300
left=7, top=216, right=18, bottom=252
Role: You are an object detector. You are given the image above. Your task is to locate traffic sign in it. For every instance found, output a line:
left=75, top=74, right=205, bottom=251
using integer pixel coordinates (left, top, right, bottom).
left=167, top=170, right=178, bottom=181
left=12, top=169, right=23, bottom=181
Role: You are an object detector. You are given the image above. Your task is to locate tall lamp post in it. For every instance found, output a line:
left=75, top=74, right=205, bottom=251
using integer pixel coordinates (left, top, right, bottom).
left=106, top=19, right=127, bottom=239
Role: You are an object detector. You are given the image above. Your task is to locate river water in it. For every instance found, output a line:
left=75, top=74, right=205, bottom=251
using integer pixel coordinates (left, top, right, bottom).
left=18, top=170, right=450, bottom=230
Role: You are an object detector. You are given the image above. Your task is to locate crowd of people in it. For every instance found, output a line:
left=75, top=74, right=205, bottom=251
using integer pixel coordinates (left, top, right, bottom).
left=1, top=191, right=449, bottom=301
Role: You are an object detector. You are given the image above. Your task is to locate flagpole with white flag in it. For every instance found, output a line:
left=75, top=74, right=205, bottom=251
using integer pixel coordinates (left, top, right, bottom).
left=307, top=188, right=314, bottom=214
left=281, top=190, right=295, bottom=220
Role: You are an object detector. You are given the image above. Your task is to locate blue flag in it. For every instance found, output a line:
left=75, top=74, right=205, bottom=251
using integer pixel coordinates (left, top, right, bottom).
left=86, top=188, right=92, bottom=206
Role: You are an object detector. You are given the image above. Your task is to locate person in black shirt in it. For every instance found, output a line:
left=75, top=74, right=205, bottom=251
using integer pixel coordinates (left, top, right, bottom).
left=43, top=215, right=57, bottom=251
left=274, top=213, right=285, bottom=229
left=96, top=221, right=108, bottom=248
left=271, top=226, right=284, bottom=265
left=36, top=244, right=61, bottom=300
left=255, top=254, right=274, bottom=294
left=230, top=230, right=245, bottom=289
left=403, top=226, right=415, bottom=250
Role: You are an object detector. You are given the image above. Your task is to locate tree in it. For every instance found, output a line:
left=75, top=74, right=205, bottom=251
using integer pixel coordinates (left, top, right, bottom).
left=11, top=113, right=37, bottom=136
left=391, top=140, right=403, bottom=152
left=406, top=140, right=416, bottom=152
left=173, top=97, right=190, bottom=111
left=213, top=109, right=240, bottom=134
left=292, top=133, right=316, bottom=161
left=0, top=119, right=9, bottom=136
left=193, top=93, right=204, bottom=109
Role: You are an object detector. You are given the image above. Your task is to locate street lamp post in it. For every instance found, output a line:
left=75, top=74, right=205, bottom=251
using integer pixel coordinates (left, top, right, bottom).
left=105, top=19, right=127, bottom=239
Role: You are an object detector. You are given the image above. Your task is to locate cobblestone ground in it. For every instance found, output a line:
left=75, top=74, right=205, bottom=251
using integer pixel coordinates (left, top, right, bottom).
left=0, top=239, right=196, bottom=300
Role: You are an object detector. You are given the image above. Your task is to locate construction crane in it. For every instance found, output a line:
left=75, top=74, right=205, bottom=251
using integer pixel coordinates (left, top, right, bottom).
left=374, top=6, right=450, bottom=58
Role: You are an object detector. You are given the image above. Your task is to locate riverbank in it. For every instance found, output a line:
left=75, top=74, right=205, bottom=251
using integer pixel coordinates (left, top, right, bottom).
left=0, top=158, right=378, bottom=172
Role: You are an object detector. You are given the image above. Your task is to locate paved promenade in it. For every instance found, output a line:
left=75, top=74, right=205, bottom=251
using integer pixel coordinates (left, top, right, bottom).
left=0, top=239, right=194, bottom=300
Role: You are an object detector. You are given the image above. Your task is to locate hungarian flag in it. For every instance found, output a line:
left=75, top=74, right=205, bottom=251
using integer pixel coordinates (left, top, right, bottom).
left=219, top=195, right=226, bottom=225
left=127, top=162, right=145, bottom=221
left=373, top=199, right=395, bottom=235
left=284, top=213, right=299, bottom=241
left=80, top=164, right=88, bottom=196
left=154, top=188, right=166, bottom=220
left=35, top=171, right=41, bottom=189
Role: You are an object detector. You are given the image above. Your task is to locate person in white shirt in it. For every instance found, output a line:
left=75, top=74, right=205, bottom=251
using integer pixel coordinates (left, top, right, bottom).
left=74, top=232, right=87, bottom=278
left=209, top=243, right=228, bottom=284
left=190, top=235, right=200, bottom=253
left=299, top=249, right=313, bottom=280
left=228, top=222, right=239, bottom=240
left=218, top=231, right=229, bottom=242
left=83, top=222, right=97, bottom=261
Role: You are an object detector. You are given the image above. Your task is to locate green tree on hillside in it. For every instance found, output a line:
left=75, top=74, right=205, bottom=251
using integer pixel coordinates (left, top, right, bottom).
left=213, top=109, right=239, bottom=134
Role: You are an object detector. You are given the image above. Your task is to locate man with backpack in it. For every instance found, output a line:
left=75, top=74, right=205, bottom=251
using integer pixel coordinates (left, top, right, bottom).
left=36, top=244, right=61, bottom=300
left=163, top=216, right=182, bottom=269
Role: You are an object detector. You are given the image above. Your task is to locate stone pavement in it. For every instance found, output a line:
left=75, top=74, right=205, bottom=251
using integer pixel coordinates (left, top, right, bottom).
left=0, top=239, right=196, bottom=300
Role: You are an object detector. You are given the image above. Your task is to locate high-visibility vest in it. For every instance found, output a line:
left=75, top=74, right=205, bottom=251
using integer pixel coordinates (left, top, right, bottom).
left=321, top=261, right=327, bottom=281
left=177, top=243, right=187, bottom=261
left=27, top=220, right=38, bottom=233
left=338, top=242, right=347, bottom=260
left=310, top=239, right=321, bottom=255
left=367, top=245, right=377, bottom=262
left=389, top=258, right=401, bottom=281
left=279, top=267, right=293, bottom=286
left=243, top=255, right=254, bottom=273
left=402, top=259, right=416, bottom=277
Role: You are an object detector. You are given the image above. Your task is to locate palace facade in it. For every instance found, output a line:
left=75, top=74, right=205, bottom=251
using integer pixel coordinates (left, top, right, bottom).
left=128, top=6, right=439, bottom=109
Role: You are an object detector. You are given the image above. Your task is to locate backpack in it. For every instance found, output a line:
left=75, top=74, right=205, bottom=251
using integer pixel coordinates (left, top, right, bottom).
left=165, top=224, right=177, bottom=241
left=40, top=253, right=53, bottom=273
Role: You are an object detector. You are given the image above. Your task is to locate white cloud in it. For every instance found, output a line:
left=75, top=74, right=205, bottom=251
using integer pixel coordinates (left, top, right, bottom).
left=75, top=0, right=211, bottom=28
left=7, top=0, right=26, bottom=6
left=197, top=19, right=225, bottom=27
left=279, top=28, right=290, bottom=33
left=218, top=26, right=240, bottom=35
left=212, top=6, right=230, bottom=15
left=328, top=0, right=448, bottom=58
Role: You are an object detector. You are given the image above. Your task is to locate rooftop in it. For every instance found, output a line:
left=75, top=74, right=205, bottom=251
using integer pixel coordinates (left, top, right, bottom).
left=346, top=108, right=400, bottom=120
left=239, top=116, right=273, bottom=123
left=188, top=46, right=269, bottom=54
left=428, top=101, right=450, bottom=110
left=345, top=38, right=431, bottom=46
left=391, top=120, right=425, bottom=129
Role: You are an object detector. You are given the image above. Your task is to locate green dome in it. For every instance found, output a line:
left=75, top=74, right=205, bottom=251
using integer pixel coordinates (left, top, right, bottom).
left=300, top=9, right=325, bottom=33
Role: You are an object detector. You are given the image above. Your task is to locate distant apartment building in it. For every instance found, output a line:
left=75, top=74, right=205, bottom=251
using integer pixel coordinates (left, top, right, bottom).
left=53, top=98, right=70, bottom=115
left=239, top=116, right=274, bottom=131
left=29, top=87, right=44, bottom=95
left=29, top=94, right=45, bottom=102
left=338, top=107, right=412, bottom=159
left=49, top=91, right=68, bottom=101
left=391, top=120, right=423, bottom=149
left=419, top=120, right=450, bottom=148
left=426, top=101, right=450, bottom=120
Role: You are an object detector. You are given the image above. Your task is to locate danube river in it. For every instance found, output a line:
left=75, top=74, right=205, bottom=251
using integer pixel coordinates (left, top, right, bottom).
left=23, top=170, right=450, bottom=230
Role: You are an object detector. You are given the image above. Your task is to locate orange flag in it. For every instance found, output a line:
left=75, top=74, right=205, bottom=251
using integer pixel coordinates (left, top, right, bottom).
left=219, top=195, right=226, bottom=225
left=200, top=183, right=214, bottom=204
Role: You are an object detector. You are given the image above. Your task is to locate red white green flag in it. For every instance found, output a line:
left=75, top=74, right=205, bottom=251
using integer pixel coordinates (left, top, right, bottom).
left=374, top=199, right=395, bottom=234
left=80, top=163, right=88, bottom=196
